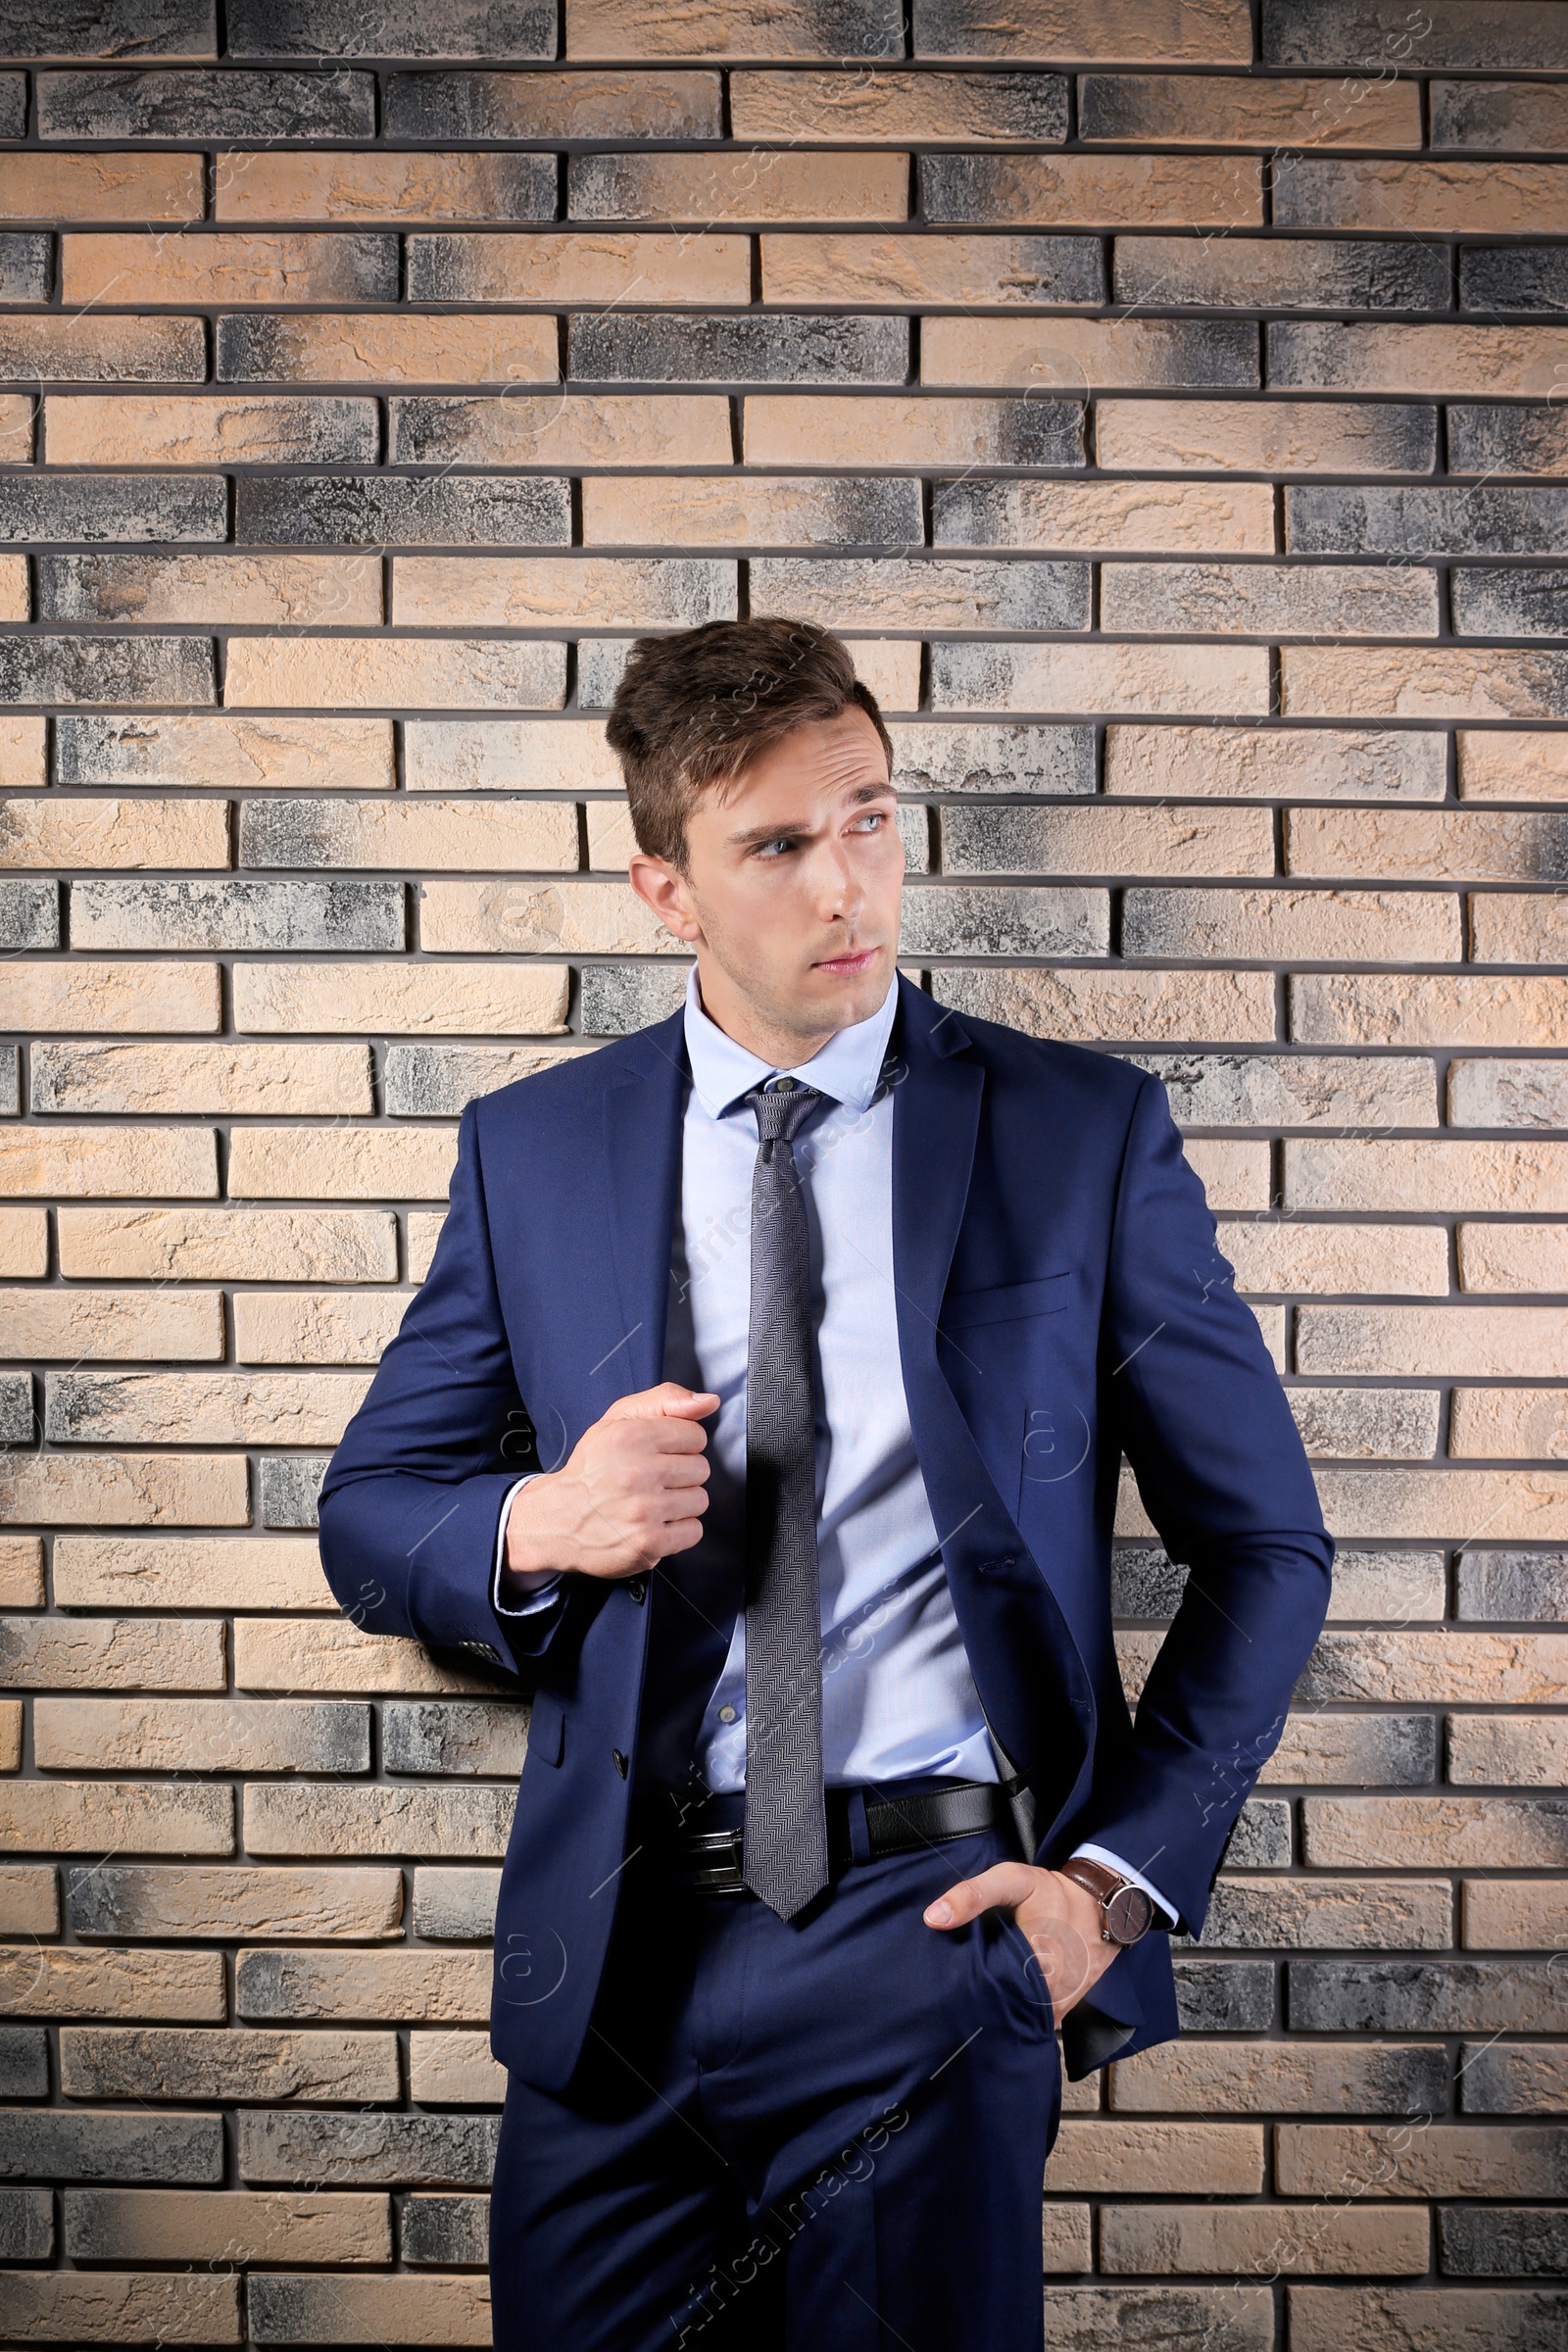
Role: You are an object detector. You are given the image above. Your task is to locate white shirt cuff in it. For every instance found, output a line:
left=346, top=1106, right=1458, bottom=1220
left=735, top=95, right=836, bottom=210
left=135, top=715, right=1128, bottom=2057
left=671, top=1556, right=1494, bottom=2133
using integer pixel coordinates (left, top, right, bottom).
left=491, top=1476, right=565, bottom=1619
left=1071, top=1843, right=1179, bottom=1930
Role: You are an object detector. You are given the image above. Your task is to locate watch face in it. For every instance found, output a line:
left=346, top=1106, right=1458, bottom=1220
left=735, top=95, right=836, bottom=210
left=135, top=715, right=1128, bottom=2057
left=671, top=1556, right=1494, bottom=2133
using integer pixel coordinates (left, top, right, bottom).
left=1104, top=1883, right=1155, bottom=1944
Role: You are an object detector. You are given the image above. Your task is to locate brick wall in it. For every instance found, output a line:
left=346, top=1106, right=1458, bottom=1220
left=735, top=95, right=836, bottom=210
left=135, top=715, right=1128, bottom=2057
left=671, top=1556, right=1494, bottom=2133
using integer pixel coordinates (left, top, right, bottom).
left=0, top=0, right=1565, bottom=2344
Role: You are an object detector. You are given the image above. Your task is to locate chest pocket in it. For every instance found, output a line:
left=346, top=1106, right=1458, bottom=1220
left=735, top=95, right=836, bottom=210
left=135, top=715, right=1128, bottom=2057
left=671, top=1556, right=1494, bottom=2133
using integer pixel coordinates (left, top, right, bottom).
left=937, top=1273, right=1071, bottom=1335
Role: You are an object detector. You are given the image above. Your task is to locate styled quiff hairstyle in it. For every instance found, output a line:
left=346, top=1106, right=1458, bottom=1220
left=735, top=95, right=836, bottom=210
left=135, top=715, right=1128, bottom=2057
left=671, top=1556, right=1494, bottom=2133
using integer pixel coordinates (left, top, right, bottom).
left=605, top=617, right=895, bottom=872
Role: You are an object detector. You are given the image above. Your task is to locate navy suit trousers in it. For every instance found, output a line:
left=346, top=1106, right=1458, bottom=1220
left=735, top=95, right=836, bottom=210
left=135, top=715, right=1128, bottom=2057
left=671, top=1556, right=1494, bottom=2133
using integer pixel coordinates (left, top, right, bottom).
left=488, top=1813, right=1063, bottom=2352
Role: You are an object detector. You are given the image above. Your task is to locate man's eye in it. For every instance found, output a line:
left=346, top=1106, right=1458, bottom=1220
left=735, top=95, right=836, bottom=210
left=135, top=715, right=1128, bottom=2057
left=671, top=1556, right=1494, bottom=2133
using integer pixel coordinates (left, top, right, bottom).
left=850, top=812, right=886, bottom=832
left=755, top=837, right=795, bottom=858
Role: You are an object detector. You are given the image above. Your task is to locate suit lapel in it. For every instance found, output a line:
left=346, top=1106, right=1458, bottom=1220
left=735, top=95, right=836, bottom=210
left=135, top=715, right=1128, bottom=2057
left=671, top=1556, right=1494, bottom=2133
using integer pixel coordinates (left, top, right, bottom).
left=598, top=1010, right=687, bottom=1401
left=890, top=978, right=985, bottom=1359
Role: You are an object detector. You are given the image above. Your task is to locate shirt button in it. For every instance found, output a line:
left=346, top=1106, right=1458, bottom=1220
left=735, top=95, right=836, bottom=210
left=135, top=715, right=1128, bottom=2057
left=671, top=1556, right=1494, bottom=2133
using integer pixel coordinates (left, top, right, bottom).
left=717, top=1705, right=737, bottom=1724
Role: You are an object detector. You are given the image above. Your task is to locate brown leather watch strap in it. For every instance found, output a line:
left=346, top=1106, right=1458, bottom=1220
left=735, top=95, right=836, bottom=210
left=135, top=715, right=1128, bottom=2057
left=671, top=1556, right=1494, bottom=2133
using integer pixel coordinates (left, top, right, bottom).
left=1059, top=1857, right=1156, bottom=1946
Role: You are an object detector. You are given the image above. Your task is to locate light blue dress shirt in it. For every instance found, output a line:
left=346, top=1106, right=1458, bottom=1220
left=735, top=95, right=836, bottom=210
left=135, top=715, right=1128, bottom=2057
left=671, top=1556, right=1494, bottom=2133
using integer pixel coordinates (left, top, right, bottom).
left=495, top=969, right=1173, bottom=1921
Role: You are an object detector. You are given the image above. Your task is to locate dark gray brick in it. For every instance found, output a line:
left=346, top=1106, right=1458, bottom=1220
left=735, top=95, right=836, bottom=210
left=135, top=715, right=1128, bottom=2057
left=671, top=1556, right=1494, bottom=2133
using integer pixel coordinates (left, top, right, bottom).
left=385, top=71, right=723, bottom=142
left=1287, top=485, right=1568, bottom=558
left=1459, top=2042, right=1568, bottom=2114
left=412, top=1867, right=500, bottom=1941
left=929, top=641, right=1057, bottom=710
left=1112, top=1547, right=1187, bottom=1620
left=1173, top=1960, right=1275, bottom=2033
left=923, top=172, right=1105, bottom=285
left=0, top=636, right=214, bottom=708
left=383, top=1044, right=583, bottom=1118
left=259, top=1455, right=328, bottom=1530
left=900, top=882, right=1106, bottom=958
left=400, top=2192, right=488, bottom=2266
left=0, top=72, right=22, bottom=132
left=893, top=721, right=1095, bottom=796
left=0, top=2029, right=47, bottom=2100
left=238, top=2109, right=499, bottom=2186
left=1219, top=1798, right=1293, bottom=1871
left=1450, top=406, right=1568, bottom=480
left=1442, top=2206, right=1568, bottom=2278
left=1454, top=566, right=1568, bottom=642
left=383, top=1699, right=528, bottom=1777
left=1461, top=245, right=1568, bottom=314
left=232, top=468, right=570, bottom=546
left=1264, top=0, right=1568, bottom=70
left=1457, top=1549, right=1568, bottom=1623
left=0, top=882, right=57, bottom=950
left=70, top=879, right=404, bottom=953
left=225, top=0, right=555, bottom=57
left=0, top=3, right=216, bottom=59
left=0, top=1372, right=31, bottom=1446
left=0, top=236, right=51, bottom=304
left=0, top=2188, right=52, bottom=2262
left=0, top=2107, right=221, bottom=2183
left=944, top=804, right=1151, bottom=875
left=1290, top=1960, right=1568, bottom=2034
left=1433, top=77, right=1568, bottom=148
left=0, top=476, right=223, bottom=543
left=37, top=66, right=373, bottom=137
left=753, top=556, right=1089, bottom=633
left=1115, top=235, right=1448, bottom=314
left=0, top=317, right=202, bottom=382
left=578, top=960, right=690, bottom=1034
left=568, top=310, right=908, bottom=386
left=574, top=638, right=634, bottom=710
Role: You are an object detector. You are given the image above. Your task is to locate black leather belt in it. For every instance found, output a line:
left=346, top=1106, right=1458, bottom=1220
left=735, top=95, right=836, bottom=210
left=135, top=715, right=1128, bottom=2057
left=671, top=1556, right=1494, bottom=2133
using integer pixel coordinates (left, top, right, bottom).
left=645, top=1777, right=1022, bottom=1896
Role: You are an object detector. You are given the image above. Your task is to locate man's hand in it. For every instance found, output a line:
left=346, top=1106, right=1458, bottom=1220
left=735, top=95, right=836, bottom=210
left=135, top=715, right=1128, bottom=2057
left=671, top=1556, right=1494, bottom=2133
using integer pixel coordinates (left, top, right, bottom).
left=501, top=1382, right=719, bottom=1591
left=922, top=1862, right=1116, bottom=2020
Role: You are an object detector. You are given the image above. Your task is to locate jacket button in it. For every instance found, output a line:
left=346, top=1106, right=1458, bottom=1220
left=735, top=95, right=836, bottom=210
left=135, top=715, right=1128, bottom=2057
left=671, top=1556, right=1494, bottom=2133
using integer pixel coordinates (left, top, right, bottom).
left=612, top=1749, right=628, bottom=1778
left=626, top=1577, right=647, bottom=1605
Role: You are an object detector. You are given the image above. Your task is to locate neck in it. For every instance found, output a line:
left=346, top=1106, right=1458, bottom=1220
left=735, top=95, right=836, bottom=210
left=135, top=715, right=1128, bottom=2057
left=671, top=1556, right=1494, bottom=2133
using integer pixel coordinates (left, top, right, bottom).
left=693, top=957, right=840, bottom=1069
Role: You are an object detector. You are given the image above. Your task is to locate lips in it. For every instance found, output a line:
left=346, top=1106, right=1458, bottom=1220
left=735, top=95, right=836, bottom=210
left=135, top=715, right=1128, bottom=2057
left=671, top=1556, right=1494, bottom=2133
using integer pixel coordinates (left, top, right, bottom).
left=814, top=948, right=878, bottom=975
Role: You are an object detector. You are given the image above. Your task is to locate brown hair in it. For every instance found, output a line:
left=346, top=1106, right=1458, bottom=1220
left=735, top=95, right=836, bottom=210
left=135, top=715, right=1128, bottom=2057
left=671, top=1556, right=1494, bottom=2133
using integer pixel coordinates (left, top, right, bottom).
left=604, top=617, right=895, bottom=870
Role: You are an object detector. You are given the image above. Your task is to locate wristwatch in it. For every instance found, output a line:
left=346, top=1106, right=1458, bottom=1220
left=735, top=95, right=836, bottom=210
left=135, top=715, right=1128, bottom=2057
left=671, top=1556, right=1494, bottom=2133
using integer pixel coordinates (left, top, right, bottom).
left=1059, top=1857, right=1156, bottom=1947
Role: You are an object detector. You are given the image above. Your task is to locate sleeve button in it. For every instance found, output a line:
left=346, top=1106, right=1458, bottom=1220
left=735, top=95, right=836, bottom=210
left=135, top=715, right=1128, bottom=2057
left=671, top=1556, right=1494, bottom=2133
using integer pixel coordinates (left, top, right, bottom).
left=612, top=1749, right=628, bottom=1778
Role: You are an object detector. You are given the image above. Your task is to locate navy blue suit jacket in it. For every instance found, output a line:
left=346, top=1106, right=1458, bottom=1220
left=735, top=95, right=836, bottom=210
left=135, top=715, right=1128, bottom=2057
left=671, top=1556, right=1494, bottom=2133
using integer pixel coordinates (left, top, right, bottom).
left=319, top=977, right=1332, bottom=2088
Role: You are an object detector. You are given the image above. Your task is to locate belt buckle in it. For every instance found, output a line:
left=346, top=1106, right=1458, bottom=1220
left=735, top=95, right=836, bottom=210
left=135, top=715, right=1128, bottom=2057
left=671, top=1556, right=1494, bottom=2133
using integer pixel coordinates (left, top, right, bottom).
left=679, top=1827, right=750, bottom=1895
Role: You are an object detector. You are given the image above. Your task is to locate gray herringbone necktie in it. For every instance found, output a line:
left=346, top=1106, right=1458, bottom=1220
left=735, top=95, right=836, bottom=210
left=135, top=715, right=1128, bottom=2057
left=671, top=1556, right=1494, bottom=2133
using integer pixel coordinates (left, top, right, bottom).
left=741, top=1077, right=829, bottom=1921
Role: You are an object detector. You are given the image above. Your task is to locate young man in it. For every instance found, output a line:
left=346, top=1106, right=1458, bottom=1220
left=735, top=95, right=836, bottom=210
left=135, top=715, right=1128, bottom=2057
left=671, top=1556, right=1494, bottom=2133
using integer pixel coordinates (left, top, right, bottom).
left=319, top=619, right=1332, bottom=2352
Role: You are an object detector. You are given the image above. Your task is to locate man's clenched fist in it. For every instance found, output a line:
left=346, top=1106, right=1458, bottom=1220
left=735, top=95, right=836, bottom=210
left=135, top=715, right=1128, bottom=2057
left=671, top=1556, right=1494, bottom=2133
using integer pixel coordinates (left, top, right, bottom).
left=500, top=1382, right=719, bottom=1594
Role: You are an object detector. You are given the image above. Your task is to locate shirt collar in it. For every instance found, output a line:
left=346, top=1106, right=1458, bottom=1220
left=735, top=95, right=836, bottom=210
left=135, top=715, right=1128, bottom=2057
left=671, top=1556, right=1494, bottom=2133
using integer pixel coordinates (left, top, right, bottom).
left=682, top=963, right=899, bottom=1122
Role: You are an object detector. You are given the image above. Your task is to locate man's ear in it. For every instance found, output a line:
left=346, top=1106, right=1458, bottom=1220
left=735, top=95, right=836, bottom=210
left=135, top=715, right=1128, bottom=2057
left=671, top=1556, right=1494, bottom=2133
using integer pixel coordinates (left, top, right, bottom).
left=628, top=852, right=703, bottom=945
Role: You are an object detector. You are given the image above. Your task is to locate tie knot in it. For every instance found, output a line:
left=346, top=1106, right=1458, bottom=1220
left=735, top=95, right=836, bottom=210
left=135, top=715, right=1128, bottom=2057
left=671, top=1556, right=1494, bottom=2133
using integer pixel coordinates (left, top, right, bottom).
left=746, top=1079, right=822, bottom=1150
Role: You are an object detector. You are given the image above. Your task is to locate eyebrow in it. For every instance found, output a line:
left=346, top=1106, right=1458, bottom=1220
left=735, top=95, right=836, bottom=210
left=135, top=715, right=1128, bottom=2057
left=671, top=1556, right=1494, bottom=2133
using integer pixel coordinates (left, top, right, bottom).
left=724, top=780, right=895, bottom=849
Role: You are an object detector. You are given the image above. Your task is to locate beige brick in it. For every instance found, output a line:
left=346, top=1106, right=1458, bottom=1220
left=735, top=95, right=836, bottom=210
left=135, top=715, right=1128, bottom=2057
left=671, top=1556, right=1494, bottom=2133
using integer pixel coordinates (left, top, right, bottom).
left=1112, top=2041, right=1446, bottom=2116
left=1288, top=807, right=1568, bottom=883
left=0, top=1289, right=223, bottom=1363
left=764, top=220, right=1171, bottom=301
left=729, top=68, right=1057, bottom=145
left=744, top=393, right=1081, bottom=469
left=1111, top=562, right=1435, bottom=640
left=63, top=2013, right=399, bottom=2107
left=0, top=1864, right=59, bottom=1935
left=0, top=553, right=27, bottom=618
left=220, top=312, right=559, bottom=385
left=1108, top=725, right=1446, bottom=803
left=63, top=713, right=394, bottom=792
left=0, top=1536, right=44, bottom=1608
left=392, top=555, right=734, bottom=632
left=1450, top=1388, right=1568, bottom=1460
left=53, top=1537, right=332, bottom=1613
left=0, top=1451, right=246, bottom=1528
left=1287, top=1138, right=1568, bottom=1214
left=1449, top=1066, right=1568, bottom=1132
left=1449, top=1717, right=1568, bottom=1790
left=415, top=230, right=749, bottom=305
left=0, top=1779, right=232, bottom=1856
left=246, top=2276, right=487, bottom=2347
left=0, top=1212, right=47, bottom=1279
left=234, top=1618, right=500, bottom=1698
left=224, top=635, right=566, bottom=711
left=233, top=959, right=570, bottom=1038
left=584, top=471, right=920, bottom=549
left=0, top=393, right=31, bottom=464
left=1310, top=1468, right=1568, bottom=1544
left=565, top=0, right=883, bottom=56
left=937, top=154, right=1262, bottom=228
left=227, top=1126, right=457, bottom=1203
left=1278, top=2121, right=1568, bottom=2198
left=31, top=1041, right=371, bottom=1117
left=0, top=717, right=46, bottom=783
left=0, top=153, right=202, bottom=220
left=0, top=1943, right=223, bottom=2020
left=60, top=2186, right=389, bottom=2266
left=0, top=1698, right=18, bottom=1770
left=1298, top=1304, right=1564, bottom=1379
left=1126, top=887, right=1460, bottom=963
left=933, top=964, right=1277, bottom=1043
left=937, top=479, right=1276, bottom=554
left=1197, top=1877, right=1451, bottom=1951
left=43, top=1370, right=370, bottom=1447
left=420, top=878, right=683, bottom=956
left=1278, top=322, right=1568, bottom=399
left=0, top=960, right=220, bottom=1034
left=1045, top=2121, right=1263, bottom=2195
left=1081, top=73, right=1421, bottom=147
left=1326, top=1549, right=1446, bottom=1622
left=1293, top=973, right=1568, bottom=1049
left=1096, top=400, right=1434, bottom=474
left=0, top=1616, right=223, bottom=1691
left=1290, top=1385, right=1440, bottom=1463
left=243, top=1781, right=514, bottom=1859
left=65, top=1871, right=400, bottom=1946
left=45, top=391, right=375, bottom=466
left=408, top=1213, right=445, bottom=1282
left=1459, top=731, right=1568, bottom=803
left=390, top=392, right=730, bottom=467
left=0, top=2272, right=239, bottom=2345
left=60, top=230, right=391, bottom=309
left=948, top=804, right=1273, bottom=878
left=1293, top=2287, right=1568, bottom=2352
left=233, top=1292, right=408, bottom=1368
left=42, top=553, right=380, bottom=627
left=214, top=151, right=551, bottom=226
left=238, top=1946, right=491, bottom=2024
left=1099, top=2202, right=1427, bottom=2277
left=1285, top=648, right=1568, bottom=722
left=403, top=717, right=615, bottom=794
left=1462, top=1879, right=1568, bottom=1950
left=1300, top=1631, right=1568, bottom=1706
left=1285, top=160, right=1568, bottom=236
left=33, top=1697, right=365, bottom=1774
left=0, top=796, right=232, bottom=873
left=922, top=316, right=1264, bottom=389
left=0, top=1125, right=217, bottom=1199
left=1184, top=1138, right=1270, bottom=1209
left=1304, top=1794, right=1568, bottom=1870
left=572, top=149, right=906, bottom=222
left=247, top=796, right=578, bottom=874
left=940, top=644, right=1270, bottom=716
left=57, top=1207, right=397, bottom=1284
left=1471, top=891, right=1568, bottom=964
left=847, top=638, right=921, bottom=712
left=1222, top=1223, right=1447, bottom=1298
left=409, top=2030, right=507, bottom=2105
